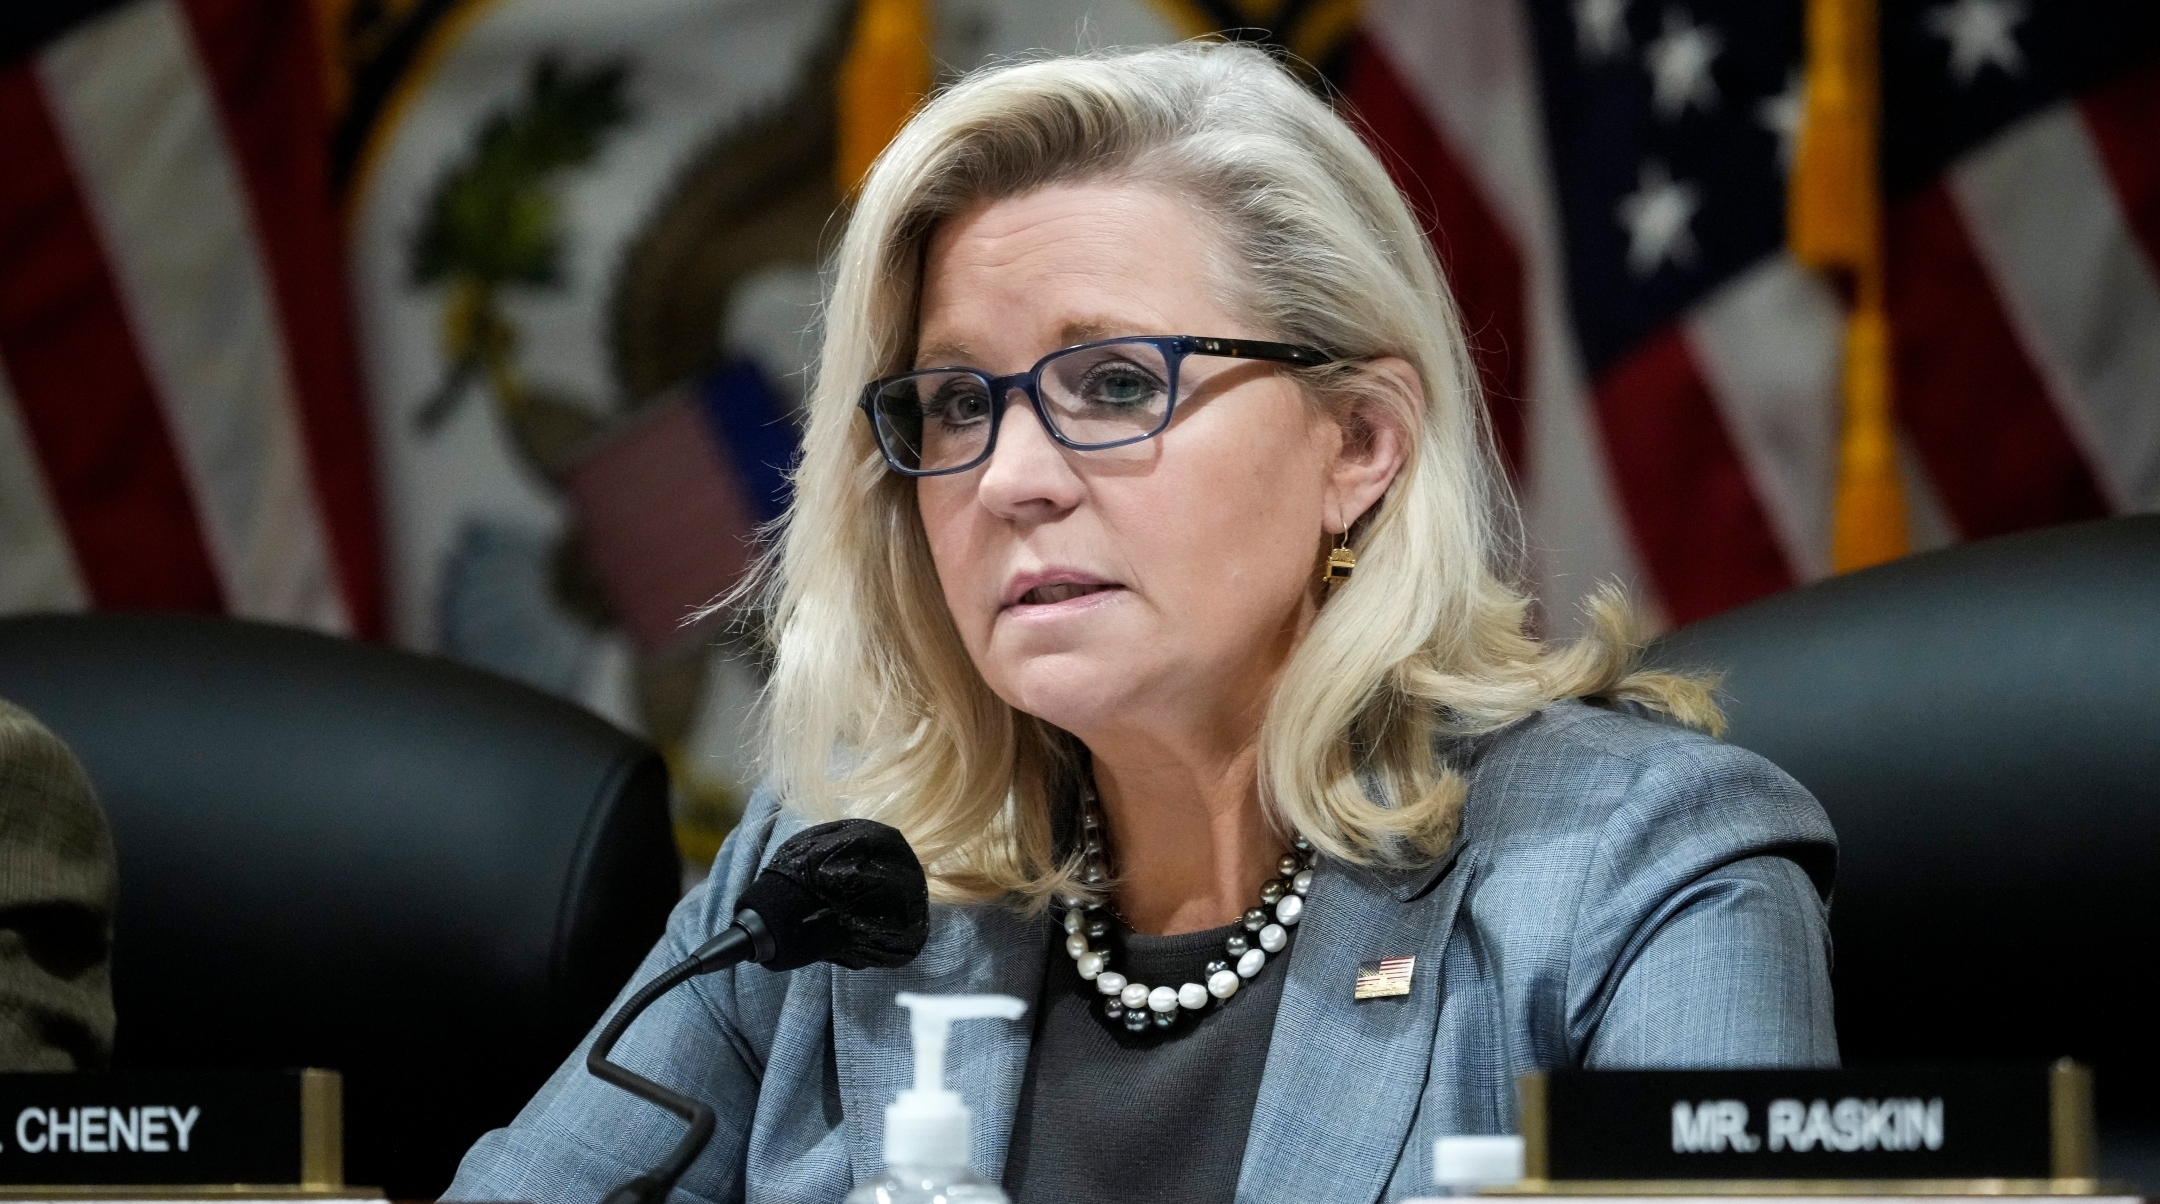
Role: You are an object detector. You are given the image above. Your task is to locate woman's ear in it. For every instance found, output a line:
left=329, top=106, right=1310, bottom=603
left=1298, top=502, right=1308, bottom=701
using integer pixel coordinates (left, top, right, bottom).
left=1322, top=356, right=1416, bottom=534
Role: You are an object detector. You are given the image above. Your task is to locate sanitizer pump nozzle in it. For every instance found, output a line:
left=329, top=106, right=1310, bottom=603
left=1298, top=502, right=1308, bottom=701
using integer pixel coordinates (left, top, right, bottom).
left=883, top=992, right=1027, bottom=1171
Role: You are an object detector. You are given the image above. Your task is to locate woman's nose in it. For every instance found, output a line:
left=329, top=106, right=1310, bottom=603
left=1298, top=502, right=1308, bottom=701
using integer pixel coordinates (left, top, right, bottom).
left=976, top=388, right=1084, bottom=517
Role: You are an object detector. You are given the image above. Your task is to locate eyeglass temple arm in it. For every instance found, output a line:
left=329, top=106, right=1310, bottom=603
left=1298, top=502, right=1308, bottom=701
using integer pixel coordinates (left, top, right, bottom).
left=1184, top=336, right=1334, bottom=367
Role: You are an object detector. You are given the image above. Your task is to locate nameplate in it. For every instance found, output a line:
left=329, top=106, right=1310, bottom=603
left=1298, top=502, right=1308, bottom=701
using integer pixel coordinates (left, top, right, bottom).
left=0, top=1071, right=341, bottom=1189
left=1516, top=1062, right=2095, bottom=1190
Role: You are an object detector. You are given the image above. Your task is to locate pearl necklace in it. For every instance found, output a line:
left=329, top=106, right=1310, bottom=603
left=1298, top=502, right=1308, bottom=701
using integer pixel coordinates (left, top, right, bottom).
left=1059, top=798, right=1316, bottom=1033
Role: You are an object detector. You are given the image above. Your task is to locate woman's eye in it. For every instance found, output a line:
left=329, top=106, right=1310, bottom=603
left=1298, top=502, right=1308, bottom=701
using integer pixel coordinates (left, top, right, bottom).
left=927, top=382, right=991, bottom=425
left=1079, top=361, right=1164, bottom=407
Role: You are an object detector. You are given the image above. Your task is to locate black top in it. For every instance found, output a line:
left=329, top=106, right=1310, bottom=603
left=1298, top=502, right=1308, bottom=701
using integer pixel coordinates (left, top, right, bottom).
left=1004, top=919, right=1288, bottom=1204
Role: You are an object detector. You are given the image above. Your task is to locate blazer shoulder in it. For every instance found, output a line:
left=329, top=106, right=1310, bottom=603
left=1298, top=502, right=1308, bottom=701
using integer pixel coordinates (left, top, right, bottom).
left=1452, top=698, right=1835, bottom=896
left=1486, top=694, right=1734, bottom=766
left=1453, top=696, right=1737, bottom=819
left=0, top=698, right=115, bottom=907
left=0, top=697, right=118, bottom=1071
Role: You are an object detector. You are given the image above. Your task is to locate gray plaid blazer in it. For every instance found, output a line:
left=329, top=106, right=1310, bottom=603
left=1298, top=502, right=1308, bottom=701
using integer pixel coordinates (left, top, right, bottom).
left=448, top=698, right=1837, bottom=1204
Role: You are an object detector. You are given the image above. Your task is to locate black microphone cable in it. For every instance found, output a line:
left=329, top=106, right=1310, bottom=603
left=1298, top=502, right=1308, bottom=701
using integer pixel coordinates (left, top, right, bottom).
left=584, top=916, right=770, bottom=1204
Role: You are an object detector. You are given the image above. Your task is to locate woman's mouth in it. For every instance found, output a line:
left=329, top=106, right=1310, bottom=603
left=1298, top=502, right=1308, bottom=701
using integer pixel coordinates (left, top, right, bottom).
left=1002, top=571, right=1125, bottom=615
left=1021, top=582, right=1113, bottom=605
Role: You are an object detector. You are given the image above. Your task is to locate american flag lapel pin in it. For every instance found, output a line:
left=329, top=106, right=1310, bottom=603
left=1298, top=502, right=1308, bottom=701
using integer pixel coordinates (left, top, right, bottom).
left=1354, top=955, right=1415, bottom=1000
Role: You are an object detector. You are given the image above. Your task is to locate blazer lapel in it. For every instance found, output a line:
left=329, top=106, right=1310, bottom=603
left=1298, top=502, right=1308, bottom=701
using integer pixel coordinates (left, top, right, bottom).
left=831, top=901, right=1050, bottom=1183
left=1237, top=845, right=1480, bottom=1204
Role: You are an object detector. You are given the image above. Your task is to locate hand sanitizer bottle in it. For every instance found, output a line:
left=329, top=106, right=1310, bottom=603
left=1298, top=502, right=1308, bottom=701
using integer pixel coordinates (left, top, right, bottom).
left=1398, top=1135, right=1527, bottom=1201
left=843, top=992, right=1027, bottom=1204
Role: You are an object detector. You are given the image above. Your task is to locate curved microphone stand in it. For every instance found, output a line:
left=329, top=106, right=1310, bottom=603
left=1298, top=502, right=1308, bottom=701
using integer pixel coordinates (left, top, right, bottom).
left=585, top=915, right=772, bottom=1204
left=582, top=820, right=928, bottom=1204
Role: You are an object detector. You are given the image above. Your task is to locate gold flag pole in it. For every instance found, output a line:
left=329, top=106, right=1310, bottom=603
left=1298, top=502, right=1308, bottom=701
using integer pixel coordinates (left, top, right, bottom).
left=1792, top=0, right=1908, bottom=571
left=836, top=0, right=934, bottom=196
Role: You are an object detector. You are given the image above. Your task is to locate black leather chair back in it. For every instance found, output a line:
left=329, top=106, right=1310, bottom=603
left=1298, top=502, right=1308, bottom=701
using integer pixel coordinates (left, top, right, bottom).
left=1647, top=517, right=2160, bottom=1128
left=0, top=614, right=679, bottom=1196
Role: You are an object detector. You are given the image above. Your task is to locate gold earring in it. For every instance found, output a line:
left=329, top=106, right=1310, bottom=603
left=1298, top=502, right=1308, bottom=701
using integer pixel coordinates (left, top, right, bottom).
left=1322, top=531, right=1357, bottom=588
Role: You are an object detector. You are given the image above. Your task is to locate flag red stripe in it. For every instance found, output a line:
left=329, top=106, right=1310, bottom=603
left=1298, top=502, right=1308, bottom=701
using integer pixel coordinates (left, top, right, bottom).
left=2077, top=58, right=2160, bottom=283
left=0, top=65, right=224, bottom=612
left=179, top=0, right=387, bottom=637
left=1887, top=184, right=2110, bottom=536
left=1590, top=326, right=1795, bottom=624
left=1341, top=31, right=1529, bottom=482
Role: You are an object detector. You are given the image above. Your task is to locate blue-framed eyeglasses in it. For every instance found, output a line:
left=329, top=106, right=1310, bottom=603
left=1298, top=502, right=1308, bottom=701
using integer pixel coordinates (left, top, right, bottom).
left=859, top=334, right=1333, bottom=477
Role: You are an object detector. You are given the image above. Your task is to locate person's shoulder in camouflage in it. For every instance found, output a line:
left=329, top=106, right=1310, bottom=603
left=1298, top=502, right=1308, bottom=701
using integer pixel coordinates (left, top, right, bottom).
left=0, top=697, right=116, bottom=1070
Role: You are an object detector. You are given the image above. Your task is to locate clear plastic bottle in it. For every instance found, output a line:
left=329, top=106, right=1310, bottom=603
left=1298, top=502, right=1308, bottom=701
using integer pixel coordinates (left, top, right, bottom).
left=843, top=1162, right=1009, bottom=1204
left=1397, top=1135, right=1526, bottom=1202
left=843, top=992, right=1027, bottom=1204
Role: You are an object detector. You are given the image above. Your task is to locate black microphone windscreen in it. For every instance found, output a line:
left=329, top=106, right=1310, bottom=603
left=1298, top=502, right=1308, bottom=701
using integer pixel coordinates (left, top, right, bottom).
left=734, top=818, right=929, bottom=972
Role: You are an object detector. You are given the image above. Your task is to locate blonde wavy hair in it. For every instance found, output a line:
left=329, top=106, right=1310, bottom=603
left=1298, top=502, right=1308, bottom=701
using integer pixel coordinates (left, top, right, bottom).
left=750, top=41, right=1715, bottom=906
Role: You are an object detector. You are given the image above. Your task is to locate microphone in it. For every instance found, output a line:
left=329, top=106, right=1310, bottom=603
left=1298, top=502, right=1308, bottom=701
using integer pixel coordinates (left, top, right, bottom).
left=586, top=818, right=929, bottom=1204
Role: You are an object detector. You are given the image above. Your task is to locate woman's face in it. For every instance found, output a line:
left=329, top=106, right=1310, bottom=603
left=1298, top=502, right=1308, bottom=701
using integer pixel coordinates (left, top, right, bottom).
left=912, top=181, right=1356, bottom=748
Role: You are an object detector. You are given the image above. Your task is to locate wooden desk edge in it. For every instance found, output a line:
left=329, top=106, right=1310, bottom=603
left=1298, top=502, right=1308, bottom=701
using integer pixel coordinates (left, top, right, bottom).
left=1487, top=1179, right=2135, bottom=1197
left=0, top=1187, right=382, bottom=1200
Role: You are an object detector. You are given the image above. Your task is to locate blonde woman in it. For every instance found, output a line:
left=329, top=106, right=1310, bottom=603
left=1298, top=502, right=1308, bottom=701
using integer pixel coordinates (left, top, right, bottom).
left=449, top=42, right=1834, bottom=1204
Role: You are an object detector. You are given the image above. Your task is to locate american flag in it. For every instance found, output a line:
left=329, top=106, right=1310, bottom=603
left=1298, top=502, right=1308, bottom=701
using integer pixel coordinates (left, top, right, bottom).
left=1355, top=954, right=1417, bottom=1000
left=9, top=0, right=2159, bottom=648
left=1329, top=0, right=2160, bottom=626
left=0, top=0, right=383, bottom=636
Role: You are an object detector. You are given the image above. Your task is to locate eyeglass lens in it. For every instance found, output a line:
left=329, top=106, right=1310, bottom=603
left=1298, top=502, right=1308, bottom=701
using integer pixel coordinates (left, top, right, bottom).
left=870, top=339, right=1176, bottom=473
